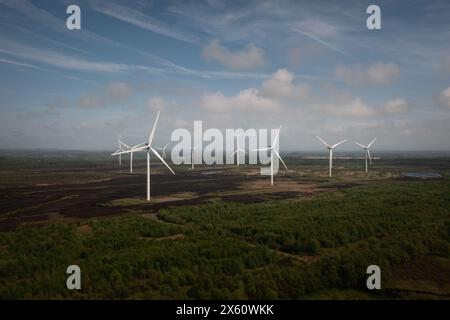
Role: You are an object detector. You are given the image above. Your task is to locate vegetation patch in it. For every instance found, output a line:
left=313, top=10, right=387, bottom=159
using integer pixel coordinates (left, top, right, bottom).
left=0, top=181, right=449, bottom=299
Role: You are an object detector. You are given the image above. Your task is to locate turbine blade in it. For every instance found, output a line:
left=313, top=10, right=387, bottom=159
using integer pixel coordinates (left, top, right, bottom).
left=273, top=150, right=288, bottom=170
left=331, top=140, right=346, bottom=148
left=148, top=111, right=160, bottom=145
left=232, top=149, right=238, bottom=155
left=119, top=140, right=132, bottom=149
left=273, top=126, right=281, bottom=146
left=132, top=142, right=145, bottom=149
left=163, top=142, right=170, bottom=149
left=368, top=137, right=377, bottom=148
left=113, top=146, right=146, bottom=155
left=151, top=147, right=175, bottom=174
left=316, top=136, right=331, bottom=148
left=252, top=147, right=270, bottom=151
left=355, top=142, right=366, bottom=149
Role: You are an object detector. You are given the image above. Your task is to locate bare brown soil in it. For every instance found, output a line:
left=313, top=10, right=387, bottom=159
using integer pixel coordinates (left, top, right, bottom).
left=0, top=165, right=391, bottom=231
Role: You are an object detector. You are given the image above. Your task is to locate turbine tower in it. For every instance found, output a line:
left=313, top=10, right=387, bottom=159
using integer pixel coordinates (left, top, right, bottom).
left=118, top=140, right=128, bottom=170
left=113, top=111, right=175, bottom=201
left=253, top=126, right=287, bottom=185
left=190, top=146, right=199, bottom=170
left=315, top=136, right=346, bottom=177
left=113, top=140, right=124, bottom=165
left=232, top=137, right=247, bottom=166
left=355, top=138, right=376, bottom=173
left=112, top=140, right=145, bottom=173
left=119, top=140, right=122, bottom=165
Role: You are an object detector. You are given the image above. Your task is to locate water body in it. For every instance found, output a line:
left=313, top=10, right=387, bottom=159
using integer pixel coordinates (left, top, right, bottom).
left=402, top=172, right=442, bottom=179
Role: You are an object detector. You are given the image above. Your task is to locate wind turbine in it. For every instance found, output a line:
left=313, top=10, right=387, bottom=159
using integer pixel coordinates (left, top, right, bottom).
left=155, top=142, right=170, bottom=159
left=315, top=136, right=346, bottom=177
left=253, top=126, right=287, bottom=185
left=113, top=111, right=175, bottom=201
left=114, top=140, right=145, bottom=173
left=232, top=137, right=247, bottom=166
left=355, top=138, right=376, bottom=173
left=113, top=140, right=124, bottom=165
left=190, top=146, right=200, bottom=170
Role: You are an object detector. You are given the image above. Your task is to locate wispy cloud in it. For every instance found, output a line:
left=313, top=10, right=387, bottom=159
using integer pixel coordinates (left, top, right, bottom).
left=0, top=56, right=48, bottom=71
left=0, top=0, right=117, bottom=47
left=0, top=37, right=278, bottom=80
left=291, top=27, right=350, bottom=57
left=0, top=38, right=139, bottom=73
left=90, top=1, right=200, bottom=44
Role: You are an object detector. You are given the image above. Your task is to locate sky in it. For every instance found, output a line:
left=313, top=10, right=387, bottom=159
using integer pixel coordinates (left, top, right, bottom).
left=0, top=0, right=449, bottom=151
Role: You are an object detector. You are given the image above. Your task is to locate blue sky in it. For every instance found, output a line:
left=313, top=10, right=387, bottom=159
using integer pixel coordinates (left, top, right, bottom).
left=0, top=0, right=449, bottom=151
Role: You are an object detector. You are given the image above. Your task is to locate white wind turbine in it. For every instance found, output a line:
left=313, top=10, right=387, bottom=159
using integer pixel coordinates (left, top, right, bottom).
left=113, top=111, right=175, bottom=201
left=155, top=142, right=170, bottom=160
left=355, top=138, right=376, bottom=173
left=253, top=126, right=287, bottom=185
left=232, top=137, right=247, bottom=166
left=315, top=136, right=346, bottom=177
left=113, top=140, right=124, bottom=165
left=190, top=146, right=200, bottom=170
left=113, top=140, right=145, bottom=173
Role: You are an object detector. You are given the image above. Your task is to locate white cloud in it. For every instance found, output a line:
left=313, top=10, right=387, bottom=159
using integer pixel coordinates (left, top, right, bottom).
left=260, top=68, right=310, bottom=100
left=438, top=87, right=450, bottom=109
left=199, top=69, right=314, bottom=114
left=312, top=97, right=375, bottom=117
left=77, top=82, right=134, bottom=108
left=203, top=39, right=266, bottom=70
left=383, top=98, right=410, bottom=114
left=147, top=97, right=167, bottom=111
left=147, top=97, right=180, bottom=113
left=335, top=62, right=400, bottom=85
left=200, top=68, right=409, bottom=118
left=201, top=88, right=279, bottom=113
left=78, top=93, right=104, bottom=109
left=106, top=82, right=133, bottom=100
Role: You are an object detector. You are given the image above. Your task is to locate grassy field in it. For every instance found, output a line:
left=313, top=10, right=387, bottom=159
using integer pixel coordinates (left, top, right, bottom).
left=1, top=179, right=449, bottom=299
